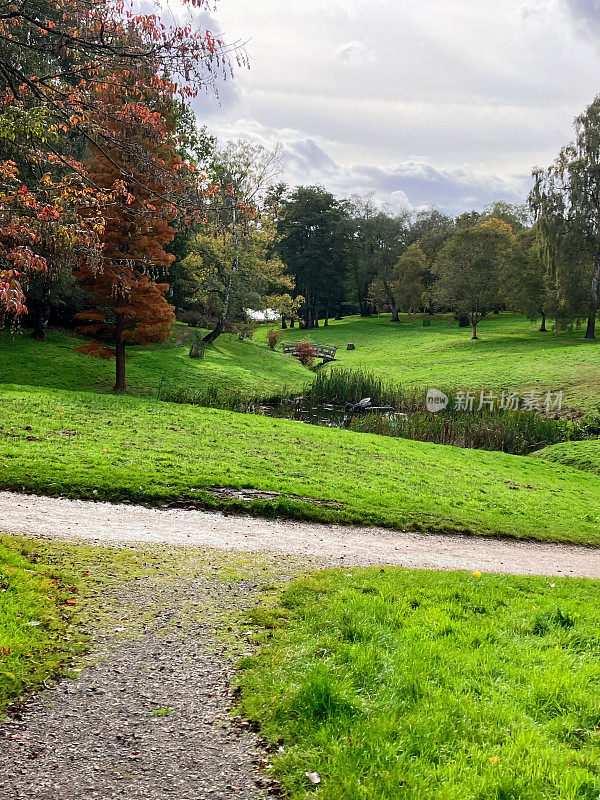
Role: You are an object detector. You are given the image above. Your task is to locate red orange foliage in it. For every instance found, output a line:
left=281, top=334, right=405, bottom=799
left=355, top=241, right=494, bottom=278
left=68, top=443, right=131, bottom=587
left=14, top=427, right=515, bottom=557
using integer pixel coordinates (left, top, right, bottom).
left=75, top=79, right=181, bottom=392
left=0, top=0, right=244, bottom=316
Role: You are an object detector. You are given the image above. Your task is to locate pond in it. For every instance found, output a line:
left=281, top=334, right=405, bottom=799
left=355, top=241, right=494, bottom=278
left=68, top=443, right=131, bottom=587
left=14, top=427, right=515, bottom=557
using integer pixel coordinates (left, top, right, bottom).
left=247, top=399, right=351, bottom=428
left=246, top=399, right=399, bottom=429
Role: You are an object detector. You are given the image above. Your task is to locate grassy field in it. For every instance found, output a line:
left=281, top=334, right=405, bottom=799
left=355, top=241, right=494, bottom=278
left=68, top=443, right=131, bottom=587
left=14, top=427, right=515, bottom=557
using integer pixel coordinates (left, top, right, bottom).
left=3, top=314, right=598, bottom=411
left=257, top=313, right=600, bottom=409
left=238, top=568, right=600, bottom=799
left=0, top=326, right=309, bottom=400
left=0, top=536, right=88, bottom=713
left=1, top=384, right=600, bottom=544
left=536, top=439, right=600, bottom=476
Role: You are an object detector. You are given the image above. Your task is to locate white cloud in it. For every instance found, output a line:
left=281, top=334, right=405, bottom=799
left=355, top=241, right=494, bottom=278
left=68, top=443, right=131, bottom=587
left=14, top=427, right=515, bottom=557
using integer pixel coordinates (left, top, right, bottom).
left=177, top=0, right=600, bottom=213
left=333, top=40, right=375, bottom=66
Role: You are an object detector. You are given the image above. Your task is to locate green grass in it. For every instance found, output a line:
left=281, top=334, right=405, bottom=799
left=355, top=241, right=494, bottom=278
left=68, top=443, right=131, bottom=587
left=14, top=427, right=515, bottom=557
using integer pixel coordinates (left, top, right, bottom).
left=238, top=568, right=600, bottom=799
left=0, top=326, right=309, bottom=401
left=1, top=383, right=600, bottom=544
left=535, top=439, right=600, bottom=477
left=0, top=536, right=88, bottom=714
left=257, top=313, right=600, bottom=409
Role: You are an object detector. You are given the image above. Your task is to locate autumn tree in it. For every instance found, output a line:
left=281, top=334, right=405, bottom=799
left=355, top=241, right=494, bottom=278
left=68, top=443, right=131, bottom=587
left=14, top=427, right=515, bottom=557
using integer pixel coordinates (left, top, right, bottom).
left=0, top=143, right=105, bottom=324
left=482, top=201, right=530, bottom=232
left=0, top=0, right=243, bottom=318
left=75, top=82, right=183, bottom=393
left=434, top=219, right=515, bottom=339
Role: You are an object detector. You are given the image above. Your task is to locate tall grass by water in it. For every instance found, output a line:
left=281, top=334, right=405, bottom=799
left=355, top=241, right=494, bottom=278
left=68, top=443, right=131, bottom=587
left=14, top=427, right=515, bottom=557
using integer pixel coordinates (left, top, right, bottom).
left=350, top=410, right=578, bottom=455
left=310, top=368, right=584, bottom=454
left=307, top=367, right=425, bottom=410
left=156, top=380, right=295, bottom=411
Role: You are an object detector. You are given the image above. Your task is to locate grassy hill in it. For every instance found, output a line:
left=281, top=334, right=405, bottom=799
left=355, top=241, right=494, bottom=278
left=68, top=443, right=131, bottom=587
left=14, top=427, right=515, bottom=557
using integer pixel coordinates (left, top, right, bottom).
left=0, top=326, right=310, bottom=401
left=3, top=314, right=599, bottom=410
left=535, top=439, right=600, bottom=476
left=1, top=315, right=599, bottom=544
left=1, top=383, right=600, bottom=544
left=257, top=313, right=600, bottom=409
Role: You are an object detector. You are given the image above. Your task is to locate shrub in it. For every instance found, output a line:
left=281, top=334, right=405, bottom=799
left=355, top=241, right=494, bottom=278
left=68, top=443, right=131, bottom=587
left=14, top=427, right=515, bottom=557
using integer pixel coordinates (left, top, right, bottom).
left=294, top=341, right=316, bottom=367
left=266, top=328, right=282, bottom=349
left=237, top=322, right=256, bottom=341
left=177, top=308, right=208, bottom=328
left=157, top=382, right=294, bottom=410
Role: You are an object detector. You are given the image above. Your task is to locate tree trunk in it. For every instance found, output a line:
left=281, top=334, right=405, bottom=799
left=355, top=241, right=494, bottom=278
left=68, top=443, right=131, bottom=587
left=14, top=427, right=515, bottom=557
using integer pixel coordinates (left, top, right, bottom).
left=290, top=316, right=295, bottom=328
left=471, top=319, right=479, bottom=340
left=585, top=250, right=600, bottom=339
left=114, top=312, right=127, bottom=394
left=203, top=317, right=225, bottom=344
left=324, top=300, right=330, bottom=327
left=32, top=284, right=51, bottom=342
left=281, top=314, right=287, bottom=329
left=539, top=312, right=547, bottom=333
left=313, top=302, right=319, bottom=327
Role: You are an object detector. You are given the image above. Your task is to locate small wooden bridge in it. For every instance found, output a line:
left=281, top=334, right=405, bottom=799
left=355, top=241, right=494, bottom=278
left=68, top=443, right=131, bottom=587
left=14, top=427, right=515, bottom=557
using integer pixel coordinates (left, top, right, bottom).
left=281, top=343, right=338, bottom=362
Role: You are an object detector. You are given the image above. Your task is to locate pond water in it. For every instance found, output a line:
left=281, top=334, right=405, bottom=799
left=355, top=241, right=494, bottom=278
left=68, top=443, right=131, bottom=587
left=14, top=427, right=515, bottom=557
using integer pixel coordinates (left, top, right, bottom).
left=247, top=400, right=351, bottom=428
left=246, top=399, right=399, bottom=429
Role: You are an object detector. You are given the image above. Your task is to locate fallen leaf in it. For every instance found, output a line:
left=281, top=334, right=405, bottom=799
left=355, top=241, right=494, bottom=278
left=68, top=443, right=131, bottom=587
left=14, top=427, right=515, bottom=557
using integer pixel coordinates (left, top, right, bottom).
left=305, top=772, right=321, bottom=785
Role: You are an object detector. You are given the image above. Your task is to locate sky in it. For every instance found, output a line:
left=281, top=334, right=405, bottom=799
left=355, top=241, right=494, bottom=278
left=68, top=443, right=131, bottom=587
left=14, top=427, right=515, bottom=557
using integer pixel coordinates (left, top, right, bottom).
left=171, top=0, right=600, bottom=215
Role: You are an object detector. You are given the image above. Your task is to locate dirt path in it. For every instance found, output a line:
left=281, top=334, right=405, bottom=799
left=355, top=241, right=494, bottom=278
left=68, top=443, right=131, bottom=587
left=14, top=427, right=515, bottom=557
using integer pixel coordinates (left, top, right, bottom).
left=0, top=549, right=300, bottom=800
left=2, top=491, right=600, bottom=578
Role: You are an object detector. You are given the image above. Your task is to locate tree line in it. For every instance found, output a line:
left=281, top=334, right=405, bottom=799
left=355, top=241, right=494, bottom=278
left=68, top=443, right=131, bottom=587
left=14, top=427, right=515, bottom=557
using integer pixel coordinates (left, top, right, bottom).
left=2, top=1, right=600, bottom=394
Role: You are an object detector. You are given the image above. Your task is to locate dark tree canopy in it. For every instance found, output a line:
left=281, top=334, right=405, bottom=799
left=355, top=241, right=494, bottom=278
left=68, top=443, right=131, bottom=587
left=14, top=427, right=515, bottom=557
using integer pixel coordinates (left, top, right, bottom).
left=277, top=186, right=351, bottom=328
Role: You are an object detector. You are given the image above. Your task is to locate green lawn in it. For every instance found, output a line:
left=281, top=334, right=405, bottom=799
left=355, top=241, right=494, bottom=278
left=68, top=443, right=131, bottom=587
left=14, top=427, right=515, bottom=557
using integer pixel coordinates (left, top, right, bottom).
left=257, top=313, right=600, bottom=409
left=1, top=384, right=600, bottom=544
left=3, top=315, right=599, bottom=410
left=238, top=568, right=600, bottom=799
left=0, top=325, right=309, bottom=400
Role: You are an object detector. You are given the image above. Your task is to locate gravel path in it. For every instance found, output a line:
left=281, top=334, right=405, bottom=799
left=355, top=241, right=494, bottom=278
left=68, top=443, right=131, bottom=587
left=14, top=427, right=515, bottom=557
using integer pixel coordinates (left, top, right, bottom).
left=1, top=491, right=600, bottom=578
left=0, top=564, right=285, bottom=800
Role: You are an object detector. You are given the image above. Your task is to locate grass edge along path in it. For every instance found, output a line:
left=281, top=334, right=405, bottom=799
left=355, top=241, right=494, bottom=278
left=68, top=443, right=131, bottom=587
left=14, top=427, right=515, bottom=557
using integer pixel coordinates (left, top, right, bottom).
left=237, top=567, right=600, bottom=800
left=1, top=384, right=600, bottom=545
left=0, top=536, right=89, bottom=715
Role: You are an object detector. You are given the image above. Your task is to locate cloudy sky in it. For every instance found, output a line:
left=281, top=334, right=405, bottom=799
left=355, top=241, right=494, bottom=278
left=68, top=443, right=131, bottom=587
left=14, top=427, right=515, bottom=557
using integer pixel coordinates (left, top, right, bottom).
left=177, top=0, right=600, bottom=214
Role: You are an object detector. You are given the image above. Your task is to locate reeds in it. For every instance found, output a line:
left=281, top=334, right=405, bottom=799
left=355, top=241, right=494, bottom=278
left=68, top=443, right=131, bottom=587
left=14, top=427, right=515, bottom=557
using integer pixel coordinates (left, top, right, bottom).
left=157, top=382, right=292, bottom=411
left=350, top=410, right=579, bottom=455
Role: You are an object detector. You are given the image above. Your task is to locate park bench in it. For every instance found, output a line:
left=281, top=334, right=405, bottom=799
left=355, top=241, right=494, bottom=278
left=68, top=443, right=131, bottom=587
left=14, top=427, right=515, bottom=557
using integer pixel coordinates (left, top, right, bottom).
left=281, top=343, right=338, bottom=362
